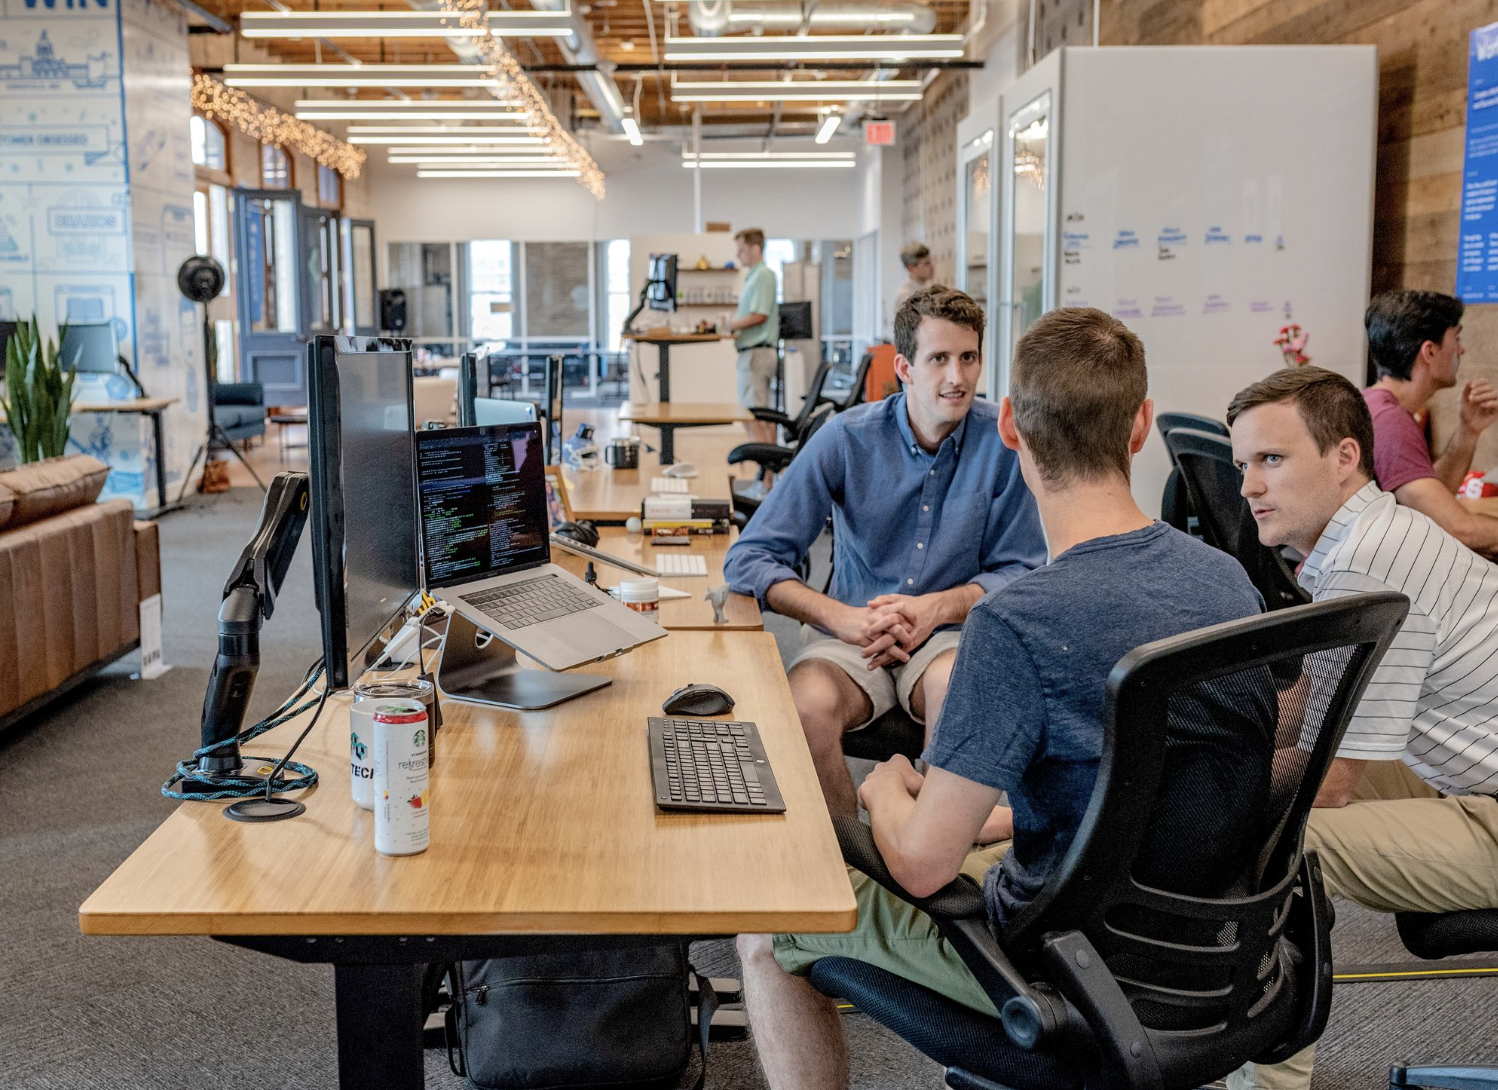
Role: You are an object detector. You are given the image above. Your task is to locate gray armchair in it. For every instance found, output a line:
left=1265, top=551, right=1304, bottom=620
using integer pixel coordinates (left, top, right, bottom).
left=214, top=382, right=266, bottom=445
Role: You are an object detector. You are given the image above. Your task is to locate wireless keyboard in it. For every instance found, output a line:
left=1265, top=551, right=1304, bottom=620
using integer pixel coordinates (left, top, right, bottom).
left=655, top=553, right=708, bottom=577
left=648, top=717, right=785, bottom=813
left=650, top=477, right=691, bottom=494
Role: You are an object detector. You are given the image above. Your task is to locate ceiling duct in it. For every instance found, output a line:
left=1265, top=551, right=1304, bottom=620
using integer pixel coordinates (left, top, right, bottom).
left=684, top=0, right=938, bottom=38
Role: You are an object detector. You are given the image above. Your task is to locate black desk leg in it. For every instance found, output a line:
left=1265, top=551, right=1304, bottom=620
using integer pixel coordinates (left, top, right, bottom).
left=334, top=962, right=427, bottom=1090
left=658, top=425, right=676, bottom=465
left=149, top=410, right=168, bottom=512
left=657, top=342, right=671, bottom=402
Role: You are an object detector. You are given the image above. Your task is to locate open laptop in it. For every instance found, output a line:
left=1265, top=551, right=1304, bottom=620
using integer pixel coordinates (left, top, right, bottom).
left=415, top=422, right=666, bottom=671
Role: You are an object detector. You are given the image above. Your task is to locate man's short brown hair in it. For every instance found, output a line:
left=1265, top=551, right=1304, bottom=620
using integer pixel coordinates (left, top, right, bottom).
left=1009, top=307, right=1148, bottom=486
left=893, top=285, right=980, bottom=363
left=1226, top=366, right=1376, bottom=479
left=900, top=242, right=930, bottom=269
left=734, top=227, right=765, bottom=250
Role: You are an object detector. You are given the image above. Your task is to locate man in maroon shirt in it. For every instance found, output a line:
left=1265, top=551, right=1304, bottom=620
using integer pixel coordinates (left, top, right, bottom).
left=1364, top=290, right=1498, bottom=555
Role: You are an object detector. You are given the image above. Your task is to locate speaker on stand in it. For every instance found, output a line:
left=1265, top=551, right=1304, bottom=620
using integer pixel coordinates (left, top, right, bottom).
left=177, top=256, right=266, bottom=501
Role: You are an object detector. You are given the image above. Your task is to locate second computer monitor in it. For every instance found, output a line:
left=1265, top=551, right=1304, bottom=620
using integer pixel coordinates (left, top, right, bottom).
left=646, top=253, right=677, bottom=313
left=60, top=322, right=120, bottom=373
left=307, top=334, right=421, bottom=691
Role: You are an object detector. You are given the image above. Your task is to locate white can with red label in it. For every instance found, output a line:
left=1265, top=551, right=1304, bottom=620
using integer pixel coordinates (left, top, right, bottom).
left=372, top=701, right=431, bottom=856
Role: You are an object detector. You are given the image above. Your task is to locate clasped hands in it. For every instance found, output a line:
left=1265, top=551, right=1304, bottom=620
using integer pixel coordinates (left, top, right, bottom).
left=859, top=754, right=1015, bottom=847
left=830, top=592, right=945, bottom=670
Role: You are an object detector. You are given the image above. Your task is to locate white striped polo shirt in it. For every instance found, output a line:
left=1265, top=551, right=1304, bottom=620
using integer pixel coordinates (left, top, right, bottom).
left=1299, top=481, right=1498, bottom=794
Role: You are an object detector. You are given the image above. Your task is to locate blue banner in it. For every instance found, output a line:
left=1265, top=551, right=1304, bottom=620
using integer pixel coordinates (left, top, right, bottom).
left=244, top=209, right=265, bottom=322
left=1457, top=22, right=1498, bottom=302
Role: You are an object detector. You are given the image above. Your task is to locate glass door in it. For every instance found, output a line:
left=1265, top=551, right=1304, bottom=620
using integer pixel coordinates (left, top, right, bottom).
left=342, top=219, right=378, bottom=337
left=234, top=188, right=308, bottom=405
left=956, top=101, right=1000, bottom=369
left=300, top=205, right=341, bottom=338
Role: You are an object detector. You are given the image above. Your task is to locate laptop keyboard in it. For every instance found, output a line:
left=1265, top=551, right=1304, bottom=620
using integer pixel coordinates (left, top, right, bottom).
left=649, top=717, right=785, bottom=813
left=655, top=553, right=708, bottom=577
left=460, top=575, right=603, bottom=630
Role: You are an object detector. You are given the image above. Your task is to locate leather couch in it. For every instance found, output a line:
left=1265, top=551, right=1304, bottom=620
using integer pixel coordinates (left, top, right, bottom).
left=0, top=455, right=161, bottom=731
left=214, top=382, right=266, bottom=444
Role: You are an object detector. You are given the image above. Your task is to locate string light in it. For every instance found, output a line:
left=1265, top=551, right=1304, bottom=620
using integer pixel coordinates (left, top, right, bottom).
left=436, top=0, right=604, bottom=197
left=192, top=73, right=366, bottom=180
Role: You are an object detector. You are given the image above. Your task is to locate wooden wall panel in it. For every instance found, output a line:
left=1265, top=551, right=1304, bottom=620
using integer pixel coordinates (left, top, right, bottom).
left=1100, top=0, right=1498, bottom=461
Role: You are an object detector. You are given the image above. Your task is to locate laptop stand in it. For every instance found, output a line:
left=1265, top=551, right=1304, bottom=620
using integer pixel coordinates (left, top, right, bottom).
left=436, top=612, right=611, bottom=710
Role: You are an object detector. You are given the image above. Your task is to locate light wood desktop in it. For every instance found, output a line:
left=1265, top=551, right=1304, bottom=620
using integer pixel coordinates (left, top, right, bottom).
left=80, top=630, right=853, bottom=1087
left=618, top=402, right=753, bottom=464
left=551, top=526, right=762, bottom=631
left=563, top=429, right=747, bottom=523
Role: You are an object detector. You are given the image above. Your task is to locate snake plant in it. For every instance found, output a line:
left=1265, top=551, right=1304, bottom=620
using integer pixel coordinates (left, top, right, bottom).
left=1, top=318, right=76, bottom=463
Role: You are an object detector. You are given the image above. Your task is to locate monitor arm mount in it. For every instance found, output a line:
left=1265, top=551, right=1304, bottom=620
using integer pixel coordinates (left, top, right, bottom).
left=193, top=472, right=311, bottom=782
left=622, top=275, right=670, bottom=336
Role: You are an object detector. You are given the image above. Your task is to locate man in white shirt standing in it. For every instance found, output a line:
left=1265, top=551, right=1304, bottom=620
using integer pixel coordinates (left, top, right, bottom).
left=893, top=242, right=935, bottom=317
left=1226, top=365, right=1498, bottom=1090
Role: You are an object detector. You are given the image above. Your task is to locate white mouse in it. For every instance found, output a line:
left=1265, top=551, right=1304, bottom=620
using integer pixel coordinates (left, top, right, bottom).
left=663, top=463, right=698, bottom=479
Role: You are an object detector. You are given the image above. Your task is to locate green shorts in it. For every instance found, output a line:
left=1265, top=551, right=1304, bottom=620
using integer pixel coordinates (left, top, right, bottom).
left=772, top=842, right=1010, bottom=1017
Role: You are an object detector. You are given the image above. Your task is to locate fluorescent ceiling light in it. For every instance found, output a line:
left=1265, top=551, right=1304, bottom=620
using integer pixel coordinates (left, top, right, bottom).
left=670, top=79, right=922, bottom=103
left=349, top=135, right=547, bottom=145
left=620, top=116, right=644, bottom=146
left=390, top=156, right=570, bottom=165
left=684, top=151, right=854, bottom=160
left=296, top=105, right=526, bottom=121
left=664, top=34, right=964, bottom=61
left=224, top=64, right=501, bottom=88
left=683, top=160, right=856, bottom=170
left=240, top=10, right=574, bottom=39
left=418, top=169, right=583, bottom=178
left=346, top=125, right=545, bottom=135
left=385, top=145, right=559, bottom=156
left=815, top=114, right=841, bottom=144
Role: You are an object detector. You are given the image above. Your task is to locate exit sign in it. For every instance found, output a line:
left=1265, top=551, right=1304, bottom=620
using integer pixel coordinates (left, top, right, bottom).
left=864, top=121, right=896, bottom=146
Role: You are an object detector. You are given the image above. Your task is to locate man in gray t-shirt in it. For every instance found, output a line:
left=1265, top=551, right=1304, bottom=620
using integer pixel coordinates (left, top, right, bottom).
left=735, top=307, right=1267, bottom=1089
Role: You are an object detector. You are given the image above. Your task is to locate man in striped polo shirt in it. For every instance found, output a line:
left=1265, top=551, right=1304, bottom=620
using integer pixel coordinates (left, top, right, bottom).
left=1226, top=365, right=1498, bottom=1090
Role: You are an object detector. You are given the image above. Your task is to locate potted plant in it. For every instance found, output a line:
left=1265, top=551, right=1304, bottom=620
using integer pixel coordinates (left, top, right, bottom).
left=1, top=318, right=76, bottom=464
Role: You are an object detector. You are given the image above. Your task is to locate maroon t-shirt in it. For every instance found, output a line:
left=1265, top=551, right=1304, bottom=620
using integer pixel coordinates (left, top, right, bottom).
left=1363, top=386, right=1436, bottom=492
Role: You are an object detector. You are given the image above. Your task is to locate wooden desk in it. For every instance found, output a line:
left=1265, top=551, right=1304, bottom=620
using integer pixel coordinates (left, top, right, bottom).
left=80, top=630, right=852, bottom=1088
left=622, top=332, right=732, bottom=402
left=619, top=401, right=752, bottom=464
left=564, top=428, right=748, bottom=523
left=551, top=526, right=762, bottom=630
left=9, top=398, right=182, bottom=516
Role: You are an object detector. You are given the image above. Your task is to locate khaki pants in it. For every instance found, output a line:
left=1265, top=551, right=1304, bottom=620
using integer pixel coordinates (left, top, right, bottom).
left=1230, top=761, right=1498, bottom=1090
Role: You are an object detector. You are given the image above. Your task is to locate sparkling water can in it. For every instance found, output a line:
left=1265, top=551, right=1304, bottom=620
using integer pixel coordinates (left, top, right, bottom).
left=372, top=701, right=431, bottom=856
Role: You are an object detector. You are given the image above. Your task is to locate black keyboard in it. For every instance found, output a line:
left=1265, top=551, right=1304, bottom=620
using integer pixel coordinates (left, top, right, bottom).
left=460, top=575, right=601, bottom=631
left=649, top=717, right=786, bottom=813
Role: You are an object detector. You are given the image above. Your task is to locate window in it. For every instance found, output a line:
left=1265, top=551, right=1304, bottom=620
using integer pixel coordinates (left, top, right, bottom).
left=468, top=240, right=516, bottom=342
left=762, top=238, right=799, bottom=303
left=262, top=144, right=293, bottom=188
left=190, top=115, right=226, bottom=172
left=599, top=240, right=630, bottom=352
left=318, top=164, right=342, bottom=209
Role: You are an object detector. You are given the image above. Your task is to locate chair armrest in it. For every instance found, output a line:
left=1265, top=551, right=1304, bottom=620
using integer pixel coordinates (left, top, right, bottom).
left=832, top=815, right=1073, bottom=1049
left=728, top=442, right=796, bottom=473
left=750, top=408, right=794, bottom=428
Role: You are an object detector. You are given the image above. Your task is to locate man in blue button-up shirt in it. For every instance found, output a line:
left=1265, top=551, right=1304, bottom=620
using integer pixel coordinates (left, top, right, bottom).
left=725, top=287, right=1047, bottom=813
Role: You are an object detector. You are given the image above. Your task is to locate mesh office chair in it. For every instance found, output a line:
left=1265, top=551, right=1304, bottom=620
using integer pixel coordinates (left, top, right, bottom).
left=1155, top=414, right=1229, bottom=533
left=747, top=356, right=838, bottom=446
left=1164, top=428, right=1311, bottom=610
left=728, top=404, right=836, bottom=525
left=808, top=593, right=1411, bottom=1090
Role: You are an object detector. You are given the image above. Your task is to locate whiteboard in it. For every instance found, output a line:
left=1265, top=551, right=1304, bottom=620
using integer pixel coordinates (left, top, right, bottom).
left=1053, top=46, right=1378, bottom=513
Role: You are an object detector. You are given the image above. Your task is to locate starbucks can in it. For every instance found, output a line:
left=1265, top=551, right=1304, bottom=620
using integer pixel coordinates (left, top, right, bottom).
left=372, top=701, right=431, bottom=856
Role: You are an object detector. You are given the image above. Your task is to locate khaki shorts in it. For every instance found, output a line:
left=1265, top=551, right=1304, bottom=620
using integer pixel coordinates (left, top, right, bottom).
left=736, top=346, right=777, bottom=409
left=789, top=625, right=962, bottom=730
left=773, top=842, right=1010, bottom=1016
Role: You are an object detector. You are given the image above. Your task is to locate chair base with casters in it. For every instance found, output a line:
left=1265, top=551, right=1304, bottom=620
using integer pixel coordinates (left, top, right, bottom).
left=1386, top=909, right=1498, bottom=1090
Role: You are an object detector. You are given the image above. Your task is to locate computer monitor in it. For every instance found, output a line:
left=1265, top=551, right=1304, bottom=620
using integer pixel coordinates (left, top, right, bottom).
left=307, top=334, right=421, bottom=691
left=541, top=353, right=563, bottom=464
left=646, top=253, right=677, bottom=313
left=458, top=352, right=480, bottom=427
left=779, top=300, right=815, bottom=341
left=473, top=397, right=537, bottom=427
left=59, top=322, right=120, bottom=373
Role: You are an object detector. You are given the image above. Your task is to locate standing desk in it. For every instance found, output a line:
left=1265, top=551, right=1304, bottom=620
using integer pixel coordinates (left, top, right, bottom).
left=618, top=402, right=751, bottom=464
left=551, top=525, right=762, bottom=631
left=622, top=332, right=731, bottom=402
left=79, top=631, right=854, bottom=1090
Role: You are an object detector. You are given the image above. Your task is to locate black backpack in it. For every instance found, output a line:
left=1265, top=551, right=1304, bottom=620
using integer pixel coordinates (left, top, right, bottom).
left=444, top=942, right=716, bottom=1090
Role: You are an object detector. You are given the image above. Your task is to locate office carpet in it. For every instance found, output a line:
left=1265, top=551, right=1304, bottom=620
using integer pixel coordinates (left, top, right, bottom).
left=0, top=486, right=1494, bottom=1089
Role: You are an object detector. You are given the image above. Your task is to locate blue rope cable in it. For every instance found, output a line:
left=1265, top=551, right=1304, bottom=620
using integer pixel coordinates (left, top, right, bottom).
left=161, top=663, right=326, bottom=802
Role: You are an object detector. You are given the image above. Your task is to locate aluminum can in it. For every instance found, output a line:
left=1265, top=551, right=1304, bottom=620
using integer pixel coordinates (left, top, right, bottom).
left=357, top=678, right=437, bottom=769
left=349, top=682, right=387, bottom=810
left=372, top=701, right=430, bottom=856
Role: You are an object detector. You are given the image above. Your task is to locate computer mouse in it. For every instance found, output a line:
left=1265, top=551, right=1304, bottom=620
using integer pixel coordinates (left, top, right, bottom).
left=662, top=683, right=736, bottom=717
left=554, top=520, right=600, bottom=547
left=663, top=463, right=698, bottom=479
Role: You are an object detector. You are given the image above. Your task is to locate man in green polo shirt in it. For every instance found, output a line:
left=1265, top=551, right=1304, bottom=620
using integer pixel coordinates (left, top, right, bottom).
left=725, top=227, right=780, bottom=444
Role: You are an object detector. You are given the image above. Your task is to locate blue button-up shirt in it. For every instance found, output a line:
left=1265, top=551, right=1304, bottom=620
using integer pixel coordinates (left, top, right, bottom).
left=724, top=393, right=1046, bottom=627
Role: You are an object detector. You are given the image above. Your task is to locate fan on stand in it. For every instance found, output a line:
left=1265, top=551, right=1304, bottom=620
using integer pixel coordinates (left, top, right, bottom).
left=177, top=255, right=265, bottom=500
